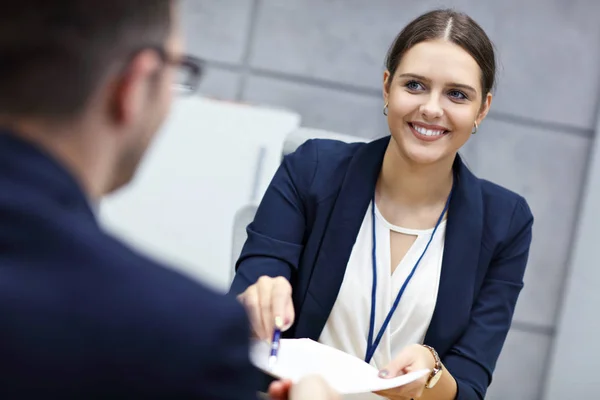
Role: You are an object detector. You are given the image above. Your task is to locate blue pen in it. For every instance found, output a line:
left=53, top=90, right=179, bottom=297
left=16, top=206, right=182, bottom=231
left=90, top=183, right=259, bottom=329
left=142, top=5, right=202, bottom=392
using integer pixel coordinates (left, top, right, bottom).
left=268, top=316, right=283, bottom=369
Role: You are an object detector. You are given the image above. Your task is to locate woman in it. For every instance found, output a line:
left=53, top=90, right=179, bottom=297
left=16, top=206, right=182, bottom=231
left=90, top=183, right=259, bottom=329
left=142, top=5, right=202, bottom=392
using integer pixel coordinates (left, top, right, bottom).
left=231, top=8, right=533, bottom=400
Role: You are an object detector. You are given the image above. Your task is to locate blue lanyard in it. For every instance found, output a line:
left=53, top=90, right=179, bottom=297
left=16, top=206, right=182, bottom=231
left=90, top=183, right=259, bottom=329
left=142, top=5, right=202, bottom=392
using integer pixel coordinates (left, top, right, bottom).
left=364, top=186, right=453, bottom=364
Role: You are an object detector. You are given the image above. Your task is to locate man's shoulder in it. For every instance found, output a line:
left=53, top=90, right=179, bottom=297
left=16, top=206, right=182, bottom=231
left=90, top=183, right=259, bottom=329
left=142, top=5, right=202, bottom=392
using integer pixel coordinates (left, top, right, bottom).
left=96, top=242, right=257, bottom=396
left=92, top=233, right=247, bottom=328
left=80, top=234, right=256, bottom=388
left=0, top=209, right=256, bottom=397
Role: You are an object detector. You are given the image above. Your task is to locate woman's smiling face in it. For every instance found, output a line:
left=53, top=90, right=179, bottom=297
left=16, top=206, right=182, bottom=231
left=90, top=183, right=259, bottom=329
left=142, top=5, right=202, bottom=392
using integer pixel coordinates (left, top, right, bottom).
left=383, top=39, right=492, bottom=166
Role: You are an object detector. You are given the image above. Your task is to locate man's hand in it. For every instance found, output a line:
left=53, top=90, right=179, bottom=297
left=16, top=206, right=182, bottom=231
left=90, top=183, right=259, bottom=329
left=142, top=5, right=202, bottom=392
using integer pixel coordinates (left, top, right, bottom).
left=268, top=375, right=340, bottom=400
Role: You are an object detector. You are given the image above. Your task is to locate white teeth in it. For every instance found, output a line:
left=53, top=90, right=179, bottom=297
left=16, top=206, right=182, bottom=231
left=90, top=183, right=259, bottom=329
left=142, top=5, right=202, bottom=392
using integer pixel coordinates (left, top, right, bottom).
left=412, top=124, right=445, bottom=136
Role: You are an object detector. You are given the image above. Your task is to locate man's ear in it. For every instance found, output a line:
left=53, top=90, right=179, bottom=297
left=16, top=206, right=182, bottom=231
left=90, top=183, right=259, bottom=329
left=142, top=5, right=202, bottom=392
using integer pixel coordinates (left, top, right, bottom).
left=109, top=50, right=162, bottom=126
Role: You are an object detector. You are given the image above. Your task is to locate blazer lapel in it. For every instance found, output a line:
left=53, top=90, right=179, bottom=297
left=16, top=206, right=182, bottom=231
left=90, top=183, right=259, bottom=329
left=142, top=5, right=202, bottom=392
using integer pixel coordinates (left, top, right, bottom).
left=294, top=136, right=390, bottom=340
left=424, top=156, right=483, bottom=354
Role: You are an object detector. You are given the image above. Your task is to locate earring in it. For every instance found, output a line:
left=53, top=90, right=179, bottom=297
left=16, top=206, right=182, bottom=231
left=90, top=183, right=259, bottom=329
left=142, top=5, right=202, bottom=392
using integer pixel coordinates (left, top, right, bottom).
left=383, top=102, right=388, bottom=116
left=471, top=121, right=478, bottom=135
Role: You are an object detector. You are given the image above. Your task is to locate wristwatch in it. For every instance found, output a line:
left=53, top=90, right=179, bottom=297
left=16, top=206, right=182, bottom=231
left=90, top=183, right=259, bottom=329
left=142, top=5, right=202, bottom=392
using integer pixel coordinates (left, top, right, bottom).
left=422, top=344, right=443, bottom=389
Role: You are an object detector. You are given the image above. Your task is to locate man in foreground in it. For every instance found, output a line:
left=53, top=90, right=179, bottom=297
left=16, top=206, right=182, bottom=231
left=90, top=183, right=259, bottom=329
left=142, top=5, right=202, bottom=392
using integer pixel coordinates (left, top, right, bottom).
left=0, top=1, right=336, bottom=398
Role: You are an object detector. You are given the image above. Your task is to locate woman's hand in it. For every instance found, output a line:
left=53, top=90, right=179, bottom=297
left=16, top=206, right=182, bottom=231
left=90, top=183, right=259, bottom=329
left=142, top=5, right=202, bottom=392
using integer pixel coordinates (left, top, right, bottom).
left=373, top=344, right=435, bottom=400
left=268, top=376, right=340, bottom=400
left=236, top=276, right=295, bottom=340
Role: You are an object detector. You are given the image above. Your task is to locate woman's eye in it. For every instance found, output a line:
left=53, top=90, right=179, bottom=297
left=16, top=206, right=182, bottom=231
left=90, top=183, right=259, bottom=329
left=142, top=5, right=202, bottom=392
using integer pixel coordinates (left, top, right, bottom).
left=405, top=80, right=423, bottom=91
left=448, top=90, right=467, bottom=100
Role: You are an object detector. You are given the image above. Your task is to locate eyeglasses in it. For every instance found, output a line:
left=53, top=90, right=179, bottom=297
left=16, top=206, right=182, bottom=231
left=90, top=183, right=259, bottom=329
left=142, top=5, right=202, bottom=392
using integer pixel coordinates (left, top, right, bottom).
left=167, top=55, right=204, bottom=95
left=128, top=46, right=205, bottom=96
left=154, top=47, right=204, bottom=95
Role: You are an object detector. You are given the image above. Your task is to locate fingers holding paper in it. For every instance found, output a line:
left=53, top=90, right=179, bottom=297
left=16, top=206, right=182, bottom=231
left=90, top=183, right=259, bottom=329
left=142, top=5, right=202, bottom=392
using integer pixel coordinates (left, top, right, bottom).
left=268, top=376, right=340, bottom=400
left=267, top=379, right=293, bottom=400
left=237, top=276, right=295, bottom=340
left=374, top=344, right=434, bottom=400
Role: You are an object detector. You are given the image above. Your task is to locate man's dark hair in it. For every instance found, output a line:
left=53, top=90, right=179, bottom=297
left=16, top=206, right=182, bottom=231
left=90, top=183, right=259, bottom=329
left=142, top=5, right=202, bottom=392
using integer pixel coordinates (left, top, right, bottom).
left=0, top=1, right=173, bottom=119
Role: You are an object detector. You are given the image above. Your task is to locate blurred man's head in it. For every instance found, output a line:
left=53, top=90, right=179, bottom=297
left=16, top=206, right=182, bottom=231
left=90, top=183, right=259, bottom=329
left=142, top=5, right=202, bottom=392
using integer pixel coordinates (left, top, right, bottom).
left=0, top=0, right=202, bottom=197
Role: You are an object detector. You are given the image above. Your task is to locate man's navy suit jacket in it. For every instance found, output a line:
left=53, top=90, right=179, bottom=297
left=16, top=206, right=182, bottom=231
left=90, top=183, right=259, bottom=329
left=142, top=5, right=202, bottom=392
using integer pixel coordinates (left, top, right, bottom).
left=0, top=131, right=258, bottom=398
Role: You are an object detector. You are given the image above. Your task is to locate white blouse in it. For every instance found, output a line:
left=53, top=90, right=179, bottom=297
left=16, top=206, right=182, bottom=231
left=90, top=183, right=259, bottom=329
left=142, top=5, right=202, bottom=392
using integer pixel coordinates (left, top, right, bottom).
left=318, top=202, right=445, bottom=399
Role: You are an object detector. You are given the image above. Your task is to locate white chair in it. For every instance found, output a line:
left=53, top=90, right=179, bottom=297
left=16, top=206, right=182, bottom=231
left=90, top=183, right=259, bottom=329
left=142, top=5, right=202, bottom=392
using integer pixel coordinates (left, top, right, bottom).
left=282, top=127, right=369, bottom=157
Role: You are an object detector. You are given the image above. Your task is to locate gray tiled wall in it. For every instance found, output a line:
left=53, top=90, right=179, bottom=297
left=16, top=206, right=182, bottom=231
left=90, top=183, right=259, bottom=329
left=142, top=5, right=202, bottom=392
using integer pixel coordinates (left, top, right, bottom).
left=182, top=1, right=599, bottom=399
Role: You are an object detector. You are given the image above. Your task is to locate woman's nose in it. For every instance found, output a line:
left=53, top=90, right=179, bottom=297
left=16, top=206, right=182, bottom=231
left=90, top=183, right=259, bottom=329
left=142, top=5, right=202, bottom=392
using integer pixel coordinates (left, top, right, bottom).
left=418, top=94, right=444, bottom=120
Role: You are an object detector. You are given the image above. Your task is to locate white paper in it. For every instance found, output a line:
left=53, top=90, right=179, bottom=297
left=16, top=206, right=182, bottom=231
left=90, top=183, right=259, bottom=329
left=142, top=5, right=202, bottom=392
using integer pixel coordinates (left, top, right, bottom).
left=250, top=338, right=430, bottom=395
